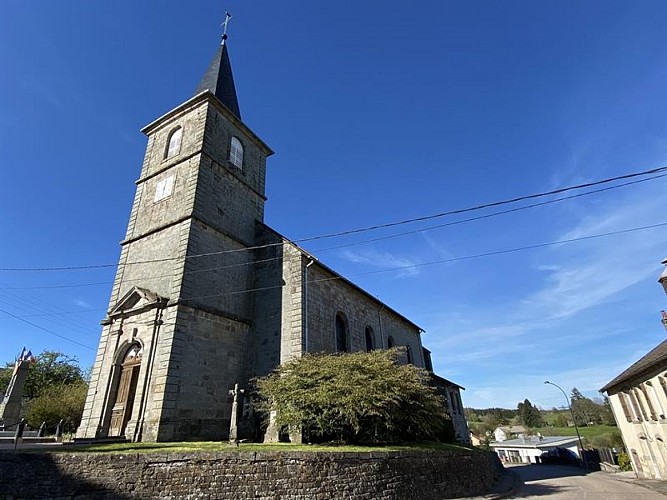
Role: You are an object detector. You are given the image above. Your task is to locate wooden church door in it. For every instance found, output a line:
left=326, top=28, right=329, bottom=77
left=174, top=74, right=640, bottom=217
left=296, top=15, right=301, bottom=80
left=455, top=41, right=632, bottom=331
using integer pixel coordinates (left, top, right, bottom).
left=109, top=345, right=142, bottom=437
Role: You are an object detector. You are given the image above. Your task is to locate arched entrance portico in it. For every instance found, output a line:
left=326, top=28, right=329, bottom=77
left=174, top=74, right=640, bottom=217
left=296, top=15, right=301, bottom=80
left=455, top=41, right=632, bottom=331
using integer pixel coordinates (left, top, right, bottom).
left=109, top=344, right=143, bottom=437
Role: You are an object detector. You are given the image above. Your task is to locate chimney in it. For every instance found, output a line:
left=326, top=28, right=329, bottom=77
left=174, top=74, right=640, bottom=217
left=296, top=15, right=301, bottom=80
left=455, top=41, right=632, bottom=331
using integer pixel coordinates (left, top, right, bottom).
left=660, top=259, right=667, bottom=296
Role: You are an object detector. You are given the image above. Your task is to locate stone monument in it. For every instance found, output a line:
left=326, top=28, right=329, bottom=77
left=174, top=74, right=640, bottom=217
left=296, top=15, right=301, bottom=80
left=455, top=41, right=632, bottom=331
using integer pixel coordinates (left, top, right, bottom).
left=0, top=349, right=34, bottom=429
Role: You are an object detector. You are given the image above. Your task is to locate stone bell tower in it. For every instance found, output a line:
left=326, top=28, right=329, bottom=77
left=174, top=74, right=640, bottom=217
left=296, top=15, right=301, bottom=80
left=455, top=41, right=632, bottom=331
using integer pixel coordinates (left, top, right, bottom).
left=76, top=28, right=273, bottom=442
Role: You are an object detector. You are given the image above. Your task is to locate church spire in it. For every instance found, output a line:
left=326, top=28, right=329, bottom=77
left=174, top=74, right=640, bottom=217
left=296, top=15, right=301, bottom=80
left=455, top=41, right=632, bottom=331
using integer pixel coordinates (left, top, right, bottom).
left=194, top=12, right=241, bottom=119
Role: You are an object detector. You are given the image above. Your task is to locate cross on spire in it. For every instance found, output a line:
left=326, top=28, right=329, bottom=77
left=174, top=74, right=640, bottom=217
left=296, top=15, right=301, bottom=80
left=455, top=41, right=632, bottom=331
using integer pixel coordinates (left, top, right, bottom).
left=221, top=11, right=232, bottom=45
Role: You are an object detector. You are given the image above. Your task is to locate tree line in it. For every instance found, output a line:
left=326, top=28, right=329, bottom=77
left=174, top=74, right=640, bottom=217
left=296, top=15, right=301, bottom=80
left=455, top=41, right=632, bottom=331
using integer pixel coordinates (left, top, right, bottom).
left=467, top=388, right=616, bottom=435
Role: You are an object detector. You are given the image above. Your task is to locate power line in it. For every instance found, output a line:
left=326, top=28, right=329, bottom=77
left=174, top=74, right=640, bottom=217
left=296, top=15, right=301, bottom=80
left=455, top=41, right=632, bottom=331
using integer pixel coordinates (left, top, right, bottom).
left=0, top=281, right=111, bottom=290
left=0, top=308, right=96, bottom=351
left=297, top=166, right=667, bottom=243
left=310, top=173, right=667, bottom=253
left=0, top=286, right=100, bottom=335
left=0, top=308, right=106, bottom=319
left=2, top=172, right=666, bottom=290
left=158, top=220, right=667, bottom=303
left=1, top=166, right=665, bottom=272
left=3, top=220, right=663, bottom=324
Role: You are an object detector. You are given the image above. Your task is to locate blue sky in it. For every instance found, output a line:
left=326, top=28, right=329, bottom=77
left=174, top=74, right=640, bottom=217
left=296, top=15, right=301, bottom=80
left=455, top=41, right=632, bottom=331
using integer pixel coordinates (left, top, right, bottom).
left=1, top=1, right=666, bottom=409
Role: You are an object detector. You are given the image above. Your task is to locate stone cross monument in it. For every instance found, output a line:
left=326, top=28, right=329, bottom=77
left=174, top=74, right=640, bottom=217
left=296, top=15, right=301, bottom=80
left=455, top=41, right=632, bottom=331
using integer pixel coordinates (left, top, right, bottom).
left=228, top=383, right=244, bottom=444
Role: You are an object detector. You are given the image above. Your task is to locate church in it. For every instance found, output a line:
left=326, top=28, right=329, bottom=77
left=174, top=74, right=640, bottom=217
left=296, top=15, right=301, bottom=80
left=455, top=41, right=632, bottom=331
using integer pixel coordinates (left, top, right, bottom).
left=75, top=28, right=470, bottom=444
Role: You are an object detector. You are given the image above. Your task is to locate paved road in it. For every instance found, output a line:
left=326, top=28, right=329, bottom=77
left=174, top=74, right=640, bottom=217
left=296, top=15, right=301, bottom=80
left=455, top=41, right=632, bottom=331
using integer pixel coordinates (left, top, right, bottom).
left=509, top=464, right=666, bottom=499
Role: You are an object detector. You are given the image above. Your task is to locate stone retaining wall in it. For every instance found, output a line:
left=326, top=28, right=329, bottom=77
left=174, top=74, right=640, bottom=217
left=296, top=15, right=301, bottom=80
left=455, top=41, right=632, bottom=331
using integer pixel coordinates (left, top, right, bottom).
left=0, top=448, right=501, bottom=499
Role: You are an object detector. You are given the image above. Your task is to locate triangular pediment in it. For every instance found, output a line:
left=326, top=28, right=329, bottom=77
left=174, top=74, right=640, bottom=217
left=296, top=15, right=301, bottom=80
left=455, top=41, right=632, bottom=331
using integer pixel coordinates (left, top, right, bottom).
left=108, top=286, right=164, bottom=317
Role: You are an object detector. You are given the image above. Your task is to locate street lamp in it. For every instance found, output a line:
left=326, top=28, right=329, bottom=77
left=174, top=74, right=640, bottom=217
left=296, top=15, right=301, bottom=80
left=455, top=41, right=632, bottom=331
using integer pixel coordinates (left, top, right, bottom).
left=544, top=380, right=588, bottom=469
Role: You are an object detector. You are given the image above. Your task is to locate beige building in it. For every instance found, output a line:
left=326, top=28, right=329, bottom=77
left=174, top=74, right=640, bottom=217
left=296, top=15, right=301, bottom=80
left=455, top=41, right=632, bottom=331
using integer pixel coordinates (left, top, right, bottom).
left=600, top=259, right=667, bottom=478
left=75, top=33, right=469, bottom=443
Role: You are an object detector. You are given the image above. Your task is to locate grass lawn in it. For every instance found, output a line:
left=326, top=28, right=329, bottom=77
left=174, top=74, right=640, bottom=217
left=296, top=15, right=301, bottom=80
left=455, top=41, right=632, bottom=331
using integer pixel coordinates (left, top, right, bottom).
left=536, top=425, right=619, bottom=440
left=55, top=441, right=468, bottom=454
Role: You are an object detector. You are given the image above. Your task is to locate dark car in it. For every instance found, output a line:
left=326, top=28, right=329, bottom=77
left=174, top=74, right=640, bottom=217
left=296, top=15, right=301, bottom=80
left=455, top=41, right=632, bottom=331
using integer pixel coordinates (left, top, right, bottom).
left=540, top=447, right=581, bottom=466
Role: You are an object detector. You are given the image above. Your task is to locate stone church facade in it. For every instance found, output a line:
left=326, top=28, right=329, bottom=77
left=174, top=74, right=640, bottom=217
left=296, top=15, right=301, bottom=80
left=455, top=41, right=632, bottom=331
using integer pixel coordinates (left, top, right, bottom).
left=76, top=36, right=469, bottom=443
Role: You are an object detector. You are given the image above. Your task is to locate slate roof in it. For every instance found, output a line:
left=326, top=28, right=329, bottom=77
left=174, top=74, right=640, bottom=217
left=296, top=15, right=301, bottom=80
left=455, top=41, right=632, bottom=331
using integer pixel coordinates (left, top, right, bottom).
left=431, top=373, right=465, bottom=390
left=195, top=41, right=241, bottom=119
left=490, top=436, right=578, bottom=449
left=496, top=425, right=528, bottom=434
left=600, top=338, right=667, bottom=393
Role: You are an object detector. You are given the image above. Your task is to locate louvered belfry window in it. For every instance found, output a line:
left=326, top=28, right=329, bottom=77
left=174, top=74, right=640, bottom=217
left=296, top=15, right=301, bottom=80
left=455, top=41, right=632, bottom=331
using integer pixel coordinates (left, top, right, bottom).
left=165, top=127, right=182, bottom=159
left=230, top=136, right=244, bottom=168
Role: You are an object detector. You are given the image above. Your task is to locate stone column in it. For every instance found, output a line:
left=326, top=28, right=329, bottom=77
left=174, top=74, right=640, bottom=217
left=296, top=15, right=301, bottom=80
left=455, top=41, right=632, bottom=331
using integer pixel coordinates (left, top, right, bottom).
left=228, top=384, right=244, bottom=444
left=0, top=360, right=31, bottom=428
left=263, top=410, right=279, bottom=443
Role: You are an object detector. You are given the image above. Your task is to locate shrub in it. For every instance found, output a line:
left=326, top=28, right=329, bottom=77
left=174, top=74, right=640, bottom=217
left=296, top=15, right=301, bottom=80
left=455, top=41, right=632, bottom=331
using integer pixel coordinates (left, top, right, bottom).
left=26, top=381, right=87, bottom=433
left=617, top=452, right=632, bottom=471
left=254, top=349, right=453, bottom=444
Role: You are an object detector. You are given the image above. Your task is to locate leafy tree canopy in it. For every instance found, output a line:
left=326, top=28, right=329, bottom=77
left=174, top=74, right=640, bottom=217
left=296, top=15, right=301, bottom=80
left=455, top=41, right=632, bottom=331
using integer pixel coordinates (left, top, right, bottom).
left=570, top=387, right=608, bottom=426
left=0, top=350, right=87, bottom=433
left=517, top=398, right=544, bottom=428
left=254, top=349, right=453, bottom=444
left=0, top=350, right=85, bottom=400
left=26, top=380, right=88, bottom=432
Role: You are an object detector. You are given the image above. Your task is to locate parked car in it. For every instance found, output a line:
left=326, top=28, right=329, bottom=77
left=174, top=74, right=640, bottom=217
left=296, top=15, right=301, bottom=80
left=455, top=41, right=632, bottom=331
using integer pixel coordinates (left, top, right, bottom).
left=540, top=447, right=581, bottom=466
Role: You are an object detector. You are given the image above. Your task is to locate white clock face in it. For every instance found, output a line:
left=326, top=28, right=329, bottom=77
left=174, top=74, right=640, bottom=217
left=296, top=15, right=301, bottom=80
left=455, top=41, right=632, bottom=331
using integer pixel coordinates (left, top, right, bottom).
left=154, top=175, right=175, bottom=202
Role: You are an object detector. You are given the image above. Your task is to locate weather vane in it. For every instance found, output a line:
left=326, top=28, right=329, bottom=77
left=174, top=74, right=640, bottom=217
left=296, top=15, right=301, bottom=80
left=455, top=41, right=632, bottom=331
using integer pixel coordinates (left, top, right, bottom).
left=221, top=11, right=232, bottom=45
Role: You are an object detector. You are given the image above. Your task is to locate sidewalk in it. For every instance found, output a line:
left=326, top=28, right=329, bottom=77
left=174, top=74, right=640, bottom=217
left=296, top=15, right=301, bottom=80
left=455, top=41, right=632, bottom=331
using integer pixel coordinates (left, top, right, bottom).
left=0, top=441, right=63, bottom=451
left=609, top=471, right=667, bottom=497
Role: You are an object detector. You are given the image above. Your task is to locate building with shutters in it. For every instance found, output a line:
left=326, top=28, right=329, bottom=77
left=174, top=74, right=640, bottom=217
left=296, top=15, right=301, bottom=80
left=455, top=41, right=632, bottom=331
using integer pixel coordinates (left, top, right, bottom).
left=600, top=259, right=667, bottom=478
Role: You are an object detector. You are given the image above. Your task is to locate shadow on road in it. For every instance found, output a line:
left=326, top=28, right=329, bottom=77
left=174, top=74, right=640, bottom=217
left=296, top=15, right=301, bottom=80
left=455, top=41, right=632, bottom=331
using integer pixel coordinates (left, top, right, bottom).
left=502, top=464, right=590, bottom=497
left=510, top=482, right=565, bottom=497
left=510, top=463, right=588, bottom=482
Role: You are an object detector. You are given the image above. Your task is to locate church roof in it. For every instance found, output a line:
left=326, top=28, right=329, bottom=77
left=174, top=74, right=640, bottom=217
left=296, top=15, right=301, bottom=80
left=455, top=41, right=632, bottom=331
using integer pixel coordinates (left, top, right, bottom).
left=256, top=222, right=425, bottom=333
left=600, top=338, right=667, bottom=393
left=431, top=373, right=465, bottom=390
left=194, top=41, right=241, bottom=119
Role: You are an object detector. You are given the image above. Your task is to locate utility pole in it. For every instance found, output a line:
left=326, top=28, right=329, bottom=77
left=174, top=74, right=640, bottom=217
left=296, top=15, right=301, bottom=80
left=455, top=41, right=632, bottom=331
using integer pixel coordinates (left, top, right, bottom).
left=544, top=380, right=588, bottom=469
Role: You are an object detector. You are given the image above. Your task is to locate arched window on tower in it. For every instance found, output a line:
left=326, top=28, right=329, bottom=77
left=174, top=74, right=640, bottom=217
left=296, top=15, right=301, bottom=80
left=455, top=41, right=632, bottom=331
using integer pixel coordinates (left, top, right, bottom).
left=230, top=136, right=244, bottom=169
left=387, top=336, right=394, bottom=349
left=165, top=127, right=182, bottom=159
left=364, top=326, right=374, bottom=352
left=406, top=346, right=413, bottom=364
left=335, top=313, right=348, bottom=352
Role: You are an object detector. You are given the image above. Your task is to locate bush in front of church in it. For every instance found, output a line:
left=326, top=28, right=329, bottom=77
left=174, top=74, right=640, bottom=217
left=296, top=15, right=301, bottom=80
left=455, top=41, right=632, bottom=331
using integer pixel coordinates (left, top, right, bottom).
left=254, top=349, right=454, bottom=444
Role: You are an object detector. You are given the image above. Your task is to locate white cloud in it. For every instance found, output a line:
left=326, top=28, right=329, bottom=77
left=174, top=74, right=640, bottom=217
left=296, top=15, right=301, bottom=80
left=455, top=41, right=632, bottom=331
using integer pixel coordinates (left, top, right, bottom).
left=74, top=299, right=91, bottom=308
left=339, top=249, right=420, bottom=278
left=519, top=185, right=667, bottom=321
left=424, top=180, right=667, bottom=408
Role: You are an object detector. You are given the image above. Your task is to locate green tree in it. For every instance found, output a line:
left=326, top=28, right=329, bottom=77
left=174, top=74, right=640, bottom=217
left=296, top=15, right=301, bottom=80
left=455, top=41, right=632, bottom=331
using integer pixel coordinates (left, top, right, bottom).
left=570, top=388, right=607, bottom=426
left=464, top=408, right=480, bottom=423
left=600, top=395, right=617, bottom=426
left=517, top=399, right=544, bottom=428
left=254, top=349, right=452, bottom=444
left=26, top=381, right=88, bottom=433
left=0, top=351, right=85, bottom=399
left=554, top=411, right=569, bottom=427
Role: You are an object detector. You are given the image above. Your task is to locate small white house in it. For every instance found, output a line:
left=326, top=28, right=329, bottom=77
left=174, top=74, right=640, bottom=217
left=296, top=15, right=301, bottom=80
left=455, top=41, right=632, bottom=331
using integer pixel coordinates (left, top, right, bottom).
left=493, top=425, right=528, bottom=442
left=490, top=435, right=580, bottom=464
